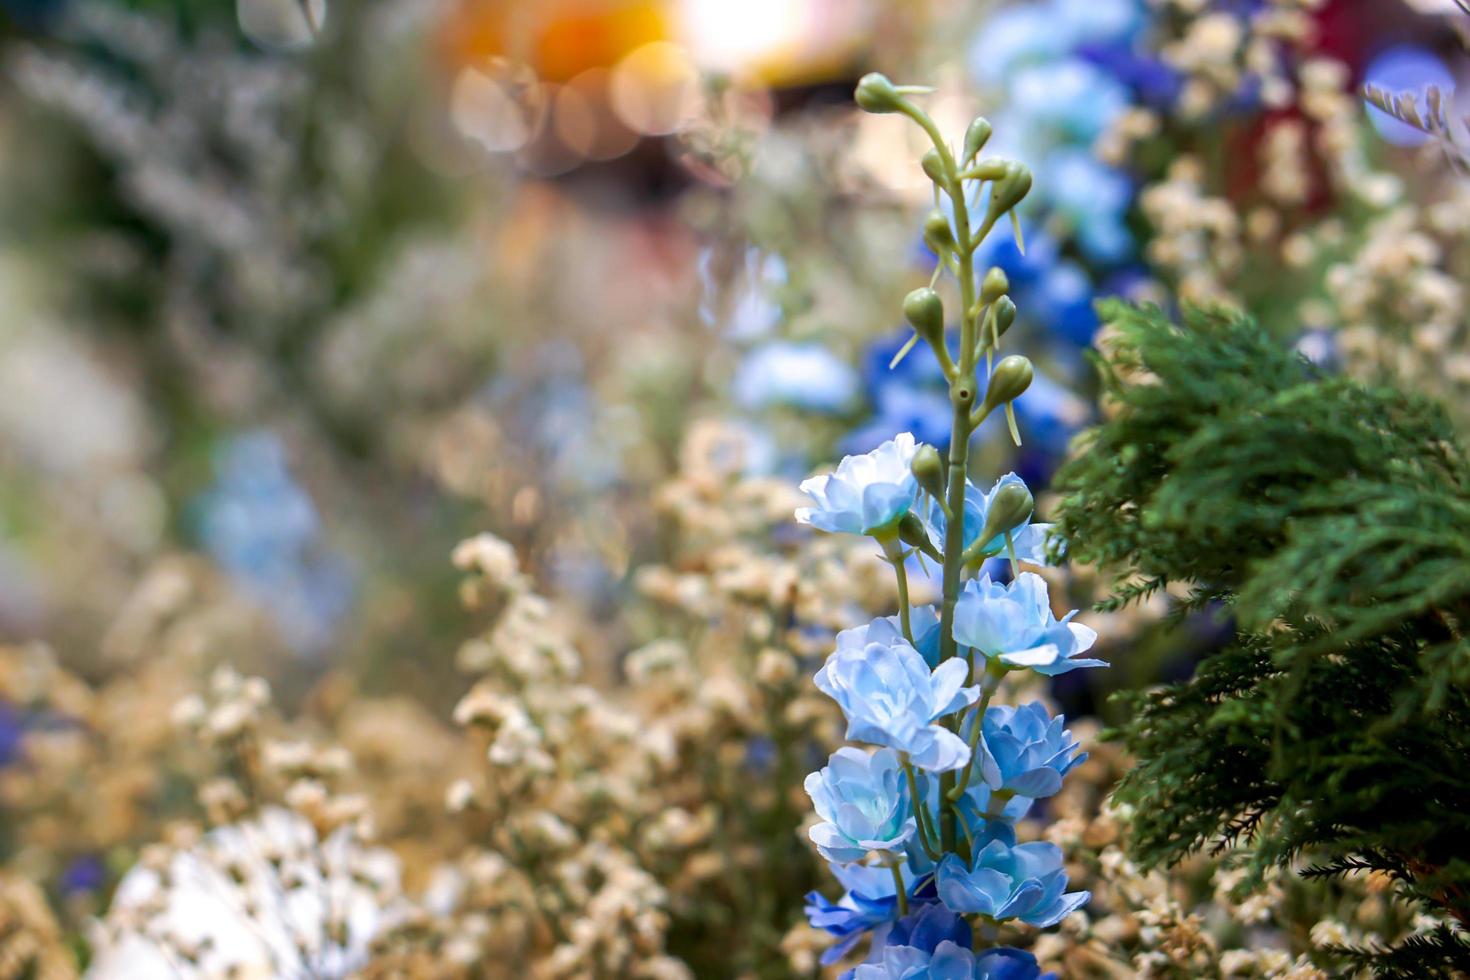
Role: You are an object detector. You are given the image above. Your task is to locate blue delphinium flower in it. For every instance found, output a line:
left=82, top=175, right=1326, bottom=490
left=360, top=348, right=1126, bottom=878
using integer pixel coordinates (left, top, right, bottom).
left=935, top=837, right=1089, bottom=927
left=837, top=605, right=944, bottom=668
left=952, top=573, right=1105, bottom=676
left=968, top=702, right=1086, bottom=799
left=973, top=947, right=1058, bottom=980
left=807, top=861, right=913, bottom=965
left=921, top=474, right=1052, bottom=564
left=815, top=628, right=979, bottom=771
left=851, top=903, right=972, bottom=979
left=734, top=341, right=861, bottom=414
left=797, top=433, right=923, bottom=536
left=807, top=747, right=918, bottom=863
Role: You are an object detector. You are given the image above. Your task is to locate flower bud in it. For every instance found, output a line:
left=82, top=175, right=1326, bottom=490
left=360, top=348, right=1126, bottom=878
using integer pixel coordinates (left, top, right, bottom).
left=910, top=444, right=945, bottom=500
left=903, top=287, right=945, bottom=346
left=963, top=117, right=993, bottom=162
left=924, top=210, right=955, bottom=254
left=921, top=148, right=947, bottom=186
left=979, top=267, right=1009, bottom=306
left=984, top=163, right=1032, bottom=228
left=855, top=73, right=904, bottom=114
left=977, top=481, right=1034, bottom=551
left=898, top=512, right=938, bottom=558
left=981, top=354, right=1032, bottom=418
left=994, top=297, right=1017, bottom=338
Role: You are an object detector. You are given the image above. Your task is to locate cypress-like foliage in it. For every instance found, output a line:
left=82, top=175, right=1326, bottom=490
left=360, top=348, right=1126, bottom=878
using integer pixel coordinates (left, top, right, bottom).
left=1051, top=301, right=1470, bottom=975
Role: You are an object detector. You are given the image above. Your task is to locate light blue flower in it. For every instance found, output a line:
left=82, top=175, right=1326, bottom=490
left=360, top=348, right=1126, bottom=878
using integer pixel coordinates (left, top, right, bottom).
left=935, top=838, right=1089, bottom=927
left=815, top=628, right=980, bottom=772
left=806, top=747, right=917, bottom=863
left=836, top=605, right=944, bottom=667
left=798, top=433, right=923, bottom=536
left=734, top=342, right=860, bottom=414
left=952, top=573, right=1105, bottom=676
left=967, top=701, right=1086, bottom=799
left=921, top=473, right=1052, bottom=564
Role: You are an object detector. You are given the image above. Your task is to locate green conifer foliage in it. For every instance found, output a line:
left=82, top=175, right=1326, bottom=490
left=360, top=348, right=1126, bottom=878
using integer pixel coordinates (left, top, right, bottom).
left=1050, top=301, right=1470, bottom=976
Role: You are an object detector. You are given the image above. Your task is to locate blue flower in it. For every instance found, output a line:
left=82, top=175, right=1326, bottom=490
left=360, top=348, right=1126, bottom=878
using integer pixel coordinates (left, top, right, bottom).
left=734, top=342, right=860, bottom=414
left=846, top=384, right=955, bottom=455
left=952, top=573, right=1105, bottom=676
left=973, top=948, right=1057, bottom=980
left=853, top=940, right=979, bottom=980
left=968, top=702, right=1086, bottom=799
left=798, top=433, right=924, bottom=536
left=935, top=838, right=1089, bottom=927
left=921, top=473, right=1052, bottom=564
left=836, top=606, right=943, bottom=668
left=0, top=702, right=23, bottom=768
left=807, top=747, right=918, bottom=863
left=806, top=861, right=910, bottom=965
left=815, top=627, right=980, bottom=771
left=852, top=904, right=1053, bottom=980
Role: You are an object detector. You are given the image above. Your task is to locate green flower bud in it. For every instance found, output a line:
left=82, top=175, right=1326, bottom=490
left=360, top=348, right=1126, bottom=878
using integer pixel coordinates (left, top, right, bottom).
left=921, top=148, right=947, bottom=186
left=976, top=481, right=1035, bottom=555
left=898, top=512, right=939, bottom=559
left=963, top=117, right=993, bottom=163
left=994, top=297, right=1017, bottom=338
left=984, top=163, right=1032, bottom=228
left=981, top=354, right=1032, bottom=418
left=903, top=287, right=945, bottom=345
left=966, top=159, right=1009, bottom=180
left=854, top=73, right=904, bottom=114
left=979, top=267, right=1009, bottom=306
left=923, top=210, right=955, bottom=254
left=910, top=444, right=945, bottom=501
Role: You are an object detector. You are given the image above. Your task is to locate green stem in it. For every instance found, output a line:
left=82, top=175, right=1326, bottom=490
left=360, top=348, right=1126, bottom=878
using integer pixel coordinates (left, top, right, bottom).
left=950, top=664, right=1005, bottom=799
left=883, top=537, right=914, bottom=643
left=903, top=757, right=941, bottom=861
left=891, top=863, right=910, bottom=916
left=899, top=105, right=980, bottom=855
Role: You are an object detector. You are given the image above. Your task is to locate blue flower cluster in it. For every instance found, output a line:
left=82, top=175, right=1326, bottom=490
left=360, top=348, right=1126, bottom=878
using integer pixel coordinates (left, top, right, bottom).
left=193, top=431, right=353, bottom=654
left=798, top=434, right=1103, bottom=977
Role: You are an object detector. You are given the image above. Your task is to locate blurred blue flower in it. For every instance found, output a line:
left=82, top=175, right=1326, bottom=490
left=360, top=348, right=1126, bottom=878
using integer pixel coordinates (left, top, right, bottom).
left=797, top=433, right=923, bottom=535
left=699, top=247, right=787, bottom=340
left=59, top=855, right=105, bottom=897
left=1011, top=59, right=1129, bottom=146
left=935, top=837, right=1089, bottom=926
left=952, top=572, right=1105, bottom=676
left=0, top=702, right=24, bottom=768
left=815, top=628, right=979, bottom=772
left=1013, top=371, right=1091, bottom=462
left=807, top=747, right=917, bottom=864
left=734, top=342, right=860, bottom=414
left=967, top=702, right=1086, bottom=799
left=1042, top=150, right=1134, bottom=265
left=194, top=431, right=353, bottom=653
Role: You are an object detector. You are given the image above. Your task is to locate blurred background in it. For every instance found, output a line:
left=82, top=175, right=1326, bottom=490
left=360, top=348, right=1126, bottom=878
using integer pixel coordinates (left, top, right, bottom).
left=0, top=0, right=1468, bottom=970
left=2, top=0, right=1463, bottom=695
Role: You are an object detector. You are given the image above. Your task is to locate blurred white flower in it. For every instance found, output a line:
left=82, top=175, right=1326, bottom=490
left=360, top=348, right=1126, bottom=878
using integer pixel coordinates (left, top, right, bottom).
left=87, top=807, right=402, bottom=979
